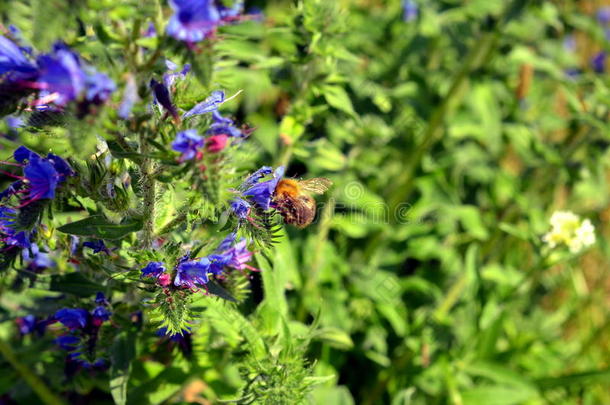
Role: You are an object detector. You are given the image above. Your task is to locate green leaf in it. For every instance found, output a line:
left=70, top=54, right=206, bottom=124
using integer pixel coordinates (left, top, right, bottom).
left=49, top=272, right=104, bottom=297
left=57, top=215, right=143, bottom=239
left=461, top=385, right=538, bottom=405
left=110, top=332, right=135, bottom=405
left=322, top=85, right=356, bottom=117
left=313, top=327, right=354, bottom=350
left=207, top=280, right=237, bottom=303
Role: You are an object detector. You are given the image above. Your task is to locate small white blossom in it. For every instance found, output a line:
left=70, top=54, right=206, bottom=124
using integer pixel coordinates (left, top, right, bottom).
left=542, top=211, right=596, bottom=254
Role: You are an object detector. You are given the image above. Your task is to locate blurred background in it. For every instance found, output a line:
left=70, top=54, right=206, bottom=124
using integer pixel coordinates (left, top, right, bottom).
left=2, top=0, right=610, bottom=404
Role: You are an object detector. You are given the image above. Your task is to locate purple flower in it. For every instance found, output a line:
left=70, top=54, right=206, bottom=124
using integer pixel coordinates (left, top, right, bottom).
left=174, top=257, right=211, bottom=288
left=157, top=326, right=191, bottom=339
left=592, top=51, right=606, bottom=73
left=0, top=35, right=37, bottom=79
left=83, top=240, right=110, bottom=254
left=95, top=292, right=108, bottom=305
left=223, top=238, right=253, bottom=271
left=14, top=145, right=40, bottom=163
left=55, top=335, right=80, bottom=350
left=0, top=207, right=16, bottom=232
left=24, top=158, right=60, bottom=200
left=16, top=315, right=36, bottom=335
left=150, top=79, right=179, bottom=119
left=91, top=306, right=111, bottom=324
left=598, top=7, right=610, bottom=25
left=230, top=197, right=250, bottom=219
left=140, top=261, right=166, bottom=279
left=84, top=71, right=116, bottom=104
left=4, top=231, right=31, bottom=249
left=54, top=308, right=89, bottom=330
left=144, top=22, right=157, bottom=38
left=171, top=129, right=204, bottom=161
left=6, top=116, right=24, bottom=129
left=36, top=46, right=86, bottom=106
left=166, top=0, right=222, bottom=43
left=46, top=153, right=74, bottom=178
left=163, top=59, right=191, bottom=89
left=242, top=166, right=284, bottom=210
left=183, top=90, right=225, bottom=118
left=22, top=243, right=54, bottom=270
left=118, top=75, right=138, bottom=119
left=402, top=0, right=418, bottom=22
left=207, top=110, right=244, bottom=138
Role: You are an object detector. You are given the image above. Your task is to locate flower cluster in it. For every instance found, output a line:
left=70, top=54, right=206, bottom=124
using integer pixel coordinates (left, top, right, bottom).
left=141, top=232, right=254, bottom=292
left=230, top=166, right=285, bottom=221
left=542, top=211, right=596, bottom=254
left=166, top=0, right=247, bottom=43
left=0, top=36, right=115, bottom=115
left=52, top=292, right=112, bottom=371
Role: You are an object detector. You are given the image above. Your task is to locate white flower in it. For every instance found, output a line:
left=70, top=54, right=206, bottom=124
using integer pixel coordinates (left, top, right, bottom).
left=542, top=211, right=596, bottom=254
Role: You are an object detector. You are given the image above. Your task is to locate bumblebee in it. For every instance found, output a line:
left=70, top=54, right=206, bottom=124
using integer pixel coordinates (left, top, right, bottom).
left=273, top=177, right=332, bottom=228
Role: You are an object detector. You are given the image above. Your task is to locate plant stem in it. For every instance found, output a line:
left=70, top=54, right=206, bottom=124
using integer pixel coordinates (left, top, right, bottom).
left=0, top=339, right=65, bottom=405
left=139, top=132, right=156, bottom=248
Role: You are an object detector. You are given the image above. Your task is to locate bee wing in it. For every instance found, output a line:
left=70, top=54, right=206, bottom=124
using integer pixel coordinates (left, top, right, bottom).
left=299, top=177, right=332, bottom=195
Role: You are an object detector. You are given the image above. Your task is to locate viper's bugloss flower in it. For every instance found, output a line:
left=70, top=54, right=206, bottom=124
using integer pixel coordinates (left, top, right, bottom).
left=592, top=51, right=606, bottom=73
left=140, top=261, right=166, bottom=279
left=83, top=240, right=111, bottom=254
left=163, top=59, right=191, bottom=89
left=157, top=326, right=191, bottom=339
left=22, top=243, right=54, bottom=270
left=174, top=257, right=211, bottom=288
left=55, top=308, right=89, bottom=330
left=402, top=0, right=418, bottom=22
left=242, top=166, right=284, bottom=210
left=206, top=134, right=229, bottom=153
left=0, top=206, right=16, bottom=232
left=0, top=35, right=38, bottom=82
left=543, top=211, right=596, bottom=254
left=150, top=79, right=179, bottom=119
left=183, top=90, right=225, bottom=118
left=36, top=43, right=115, bottom=109
left=16, top=315, right=39, bottom=335
left=223, top=238, right=253, bottom=271
left=91, top=306, right=111, bottom=324
left=166, top=0, right=222, bottom=43
left=23, top=158, right=60, bottom=200
left=208, top=110, right=244, bottom=138
left=230, top=197, right=250, bottom=219
left=95, top=292, right=108, bottom=305
left=55, top=335, right=80, bottom=350
left=172, top=129, right=205, bottom=161
left=598, top=7, right=610, bottom=25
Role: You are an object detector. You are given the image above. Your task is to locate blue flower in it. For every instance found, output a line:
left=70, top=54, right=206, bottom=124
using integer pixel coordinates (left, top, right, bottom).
left=174, top=257, right=211, bottom=288
left=36, top=46, right=86, bottom=106
left=0, top=207, right=16, bottom=232
left=140, top=261, right=166, bottom=279
left=592, top=51, right=606, bottom=73
left=4, top=231, right=31, bottom=249
left=16, top=315, right=36, bottom=335
left=150, top=79, right=179, bottom=119
left=95, top=292, right=108, bottom=305
left=83, top=240, right=110, bottom=254
left=0, top=35, right=37, bottom=79
left=402, top=0, right=418, bottom=22
left=229, top=197, right=250, bottom=219
left=598, top=7, right=610, bottom=25
left=55, top=335, right=80, bottom=350
left=91, top=306, right=111, bottom=323
left=14, top=145, right=40, bottom=163
left=54, top=308, right=89, bottom=330
left=183, top=90, right=225, bottom=118
left=45, top=153, right=74, bottom=178
left=84, top=71, right=116, bottom=104
left=207, top=110, right=244, bottom=138
left=242, top=166, right=285, bottom=210
left=166, top=0, right=222, bottom=43
left=223, top=238, right=253, bottom=271
left=24, top=158, right=60, bottom=200
left=22, top=243, right=54, bottom=270
left=163, top=59, right=191, bottom=89
left=171, top=129, right=204, bottom=161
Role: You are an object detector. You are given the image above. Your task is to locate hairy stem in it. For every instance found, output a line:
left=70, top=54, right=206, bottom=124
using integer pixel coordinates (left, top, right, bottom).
left=0, top=339, right=65, bottom=405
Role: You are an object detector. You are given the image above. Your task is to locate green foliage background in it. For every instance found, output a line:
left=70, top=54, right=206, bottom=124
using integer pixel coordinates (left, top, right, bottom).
left=2, top=0, right=610, bottom=404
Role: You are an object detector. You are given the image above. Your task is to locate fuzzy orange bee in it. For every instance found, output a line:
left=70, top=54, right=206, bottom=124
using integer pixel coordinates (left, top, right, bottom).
left=273, top=177, right=332, bottom=228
